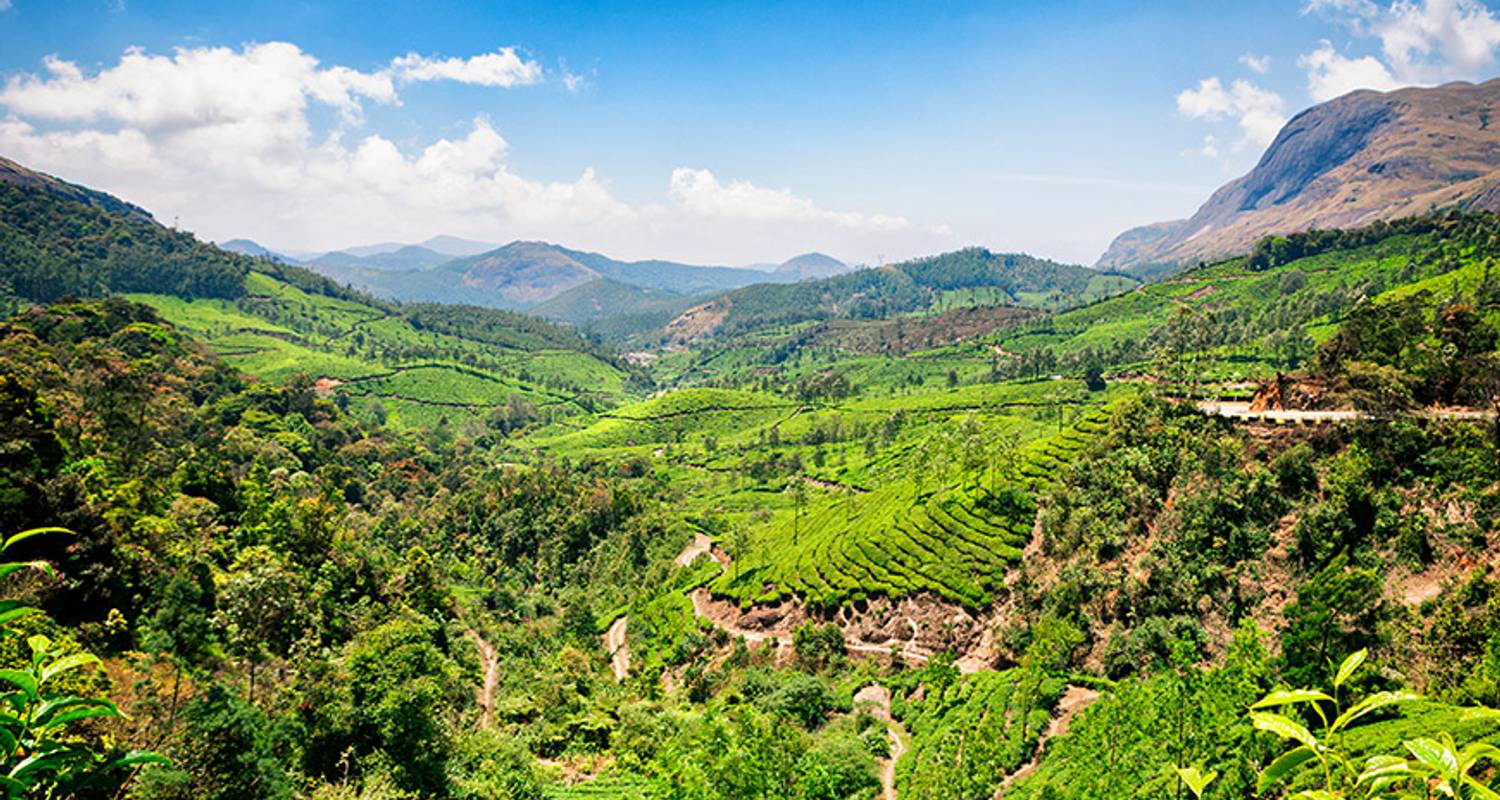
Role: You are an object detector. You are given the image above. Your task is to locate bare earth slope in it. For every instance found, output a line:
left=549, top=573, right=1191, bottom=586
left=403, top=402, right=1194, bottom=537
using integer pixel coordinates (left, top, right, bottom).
left=1099, top=79, right=1500, bottom=271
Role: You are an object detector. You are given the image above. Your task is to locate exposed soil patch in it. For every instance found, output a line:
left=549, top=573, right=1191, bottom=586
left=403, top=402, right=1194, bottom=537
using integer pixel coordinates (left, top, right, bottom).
left=663, top=299, right=730, bottom=346
left=603, top=616, right=630, bottom=682
left=468, top=629, right=500, bottom=727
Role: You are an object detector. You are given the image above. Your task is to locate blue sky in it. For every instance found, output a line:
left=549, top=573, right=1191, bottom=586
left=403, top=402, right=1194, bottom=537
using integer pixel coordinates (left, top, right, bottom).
left=1, top=0, right=1498, bottom=265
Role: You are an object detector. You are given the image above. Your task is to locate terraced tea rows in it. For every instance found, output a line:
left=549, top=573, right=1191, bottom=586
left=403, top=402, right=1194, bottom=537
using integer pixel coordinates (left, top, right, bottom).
left=712, top=405, right=1115, bottom=609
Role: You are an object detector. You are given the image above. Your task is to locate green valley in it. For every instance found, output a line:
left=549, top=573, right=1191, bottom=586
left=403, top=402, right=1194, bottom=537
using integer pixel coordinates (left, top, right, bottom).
left=6, top=63, right=1500, bottom=800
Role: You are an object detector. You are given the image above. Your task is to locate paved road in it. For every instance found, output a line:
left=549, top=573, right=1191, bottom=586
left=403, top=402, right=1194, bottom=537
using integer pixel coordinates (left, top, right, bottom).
left=1198, top=401, right=1494, bottom=422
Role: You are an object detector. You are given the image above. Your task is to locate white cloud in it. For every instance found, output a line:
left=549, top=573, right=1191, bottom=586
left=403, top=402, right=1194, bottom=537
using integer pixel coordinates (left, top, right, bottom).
left=668, top=167, right=929, bottom=233
left=1303, top=0, right=1500, bottom=91
left=1298, top=39, right=1404, bottom=100
left=1176, top=77, right=1287, bottom=148
left=390, top=48, right=542, bottom=88
left=1177, top=76, right=1232, bottom=117
left=0, top=42, right=946, bottom=265
left=1200, top=134, right=1220, bottom=157
left=1240, top=52, right=1273, bottom=73
left=1, top=44, right=397, bottom=131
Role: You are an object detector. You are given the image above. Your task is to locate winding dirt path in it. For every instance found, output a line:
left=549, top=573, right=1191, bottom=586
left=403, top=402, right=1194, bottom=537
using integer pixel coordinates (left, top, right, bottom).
left=468, top=629, right=500, bottom=728
left=995, top=684, right=1100, bottom=797
left=854, top=684, right=909, bottom=800
left=603, top=616, right=630, bottom=682
left=675, top=533, right=715, bottom=567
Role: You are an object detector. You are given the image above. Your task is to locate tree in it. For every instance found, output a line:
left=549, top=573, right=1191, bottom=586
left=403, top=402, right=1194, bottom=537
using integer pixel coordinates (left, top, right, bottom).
left=785, top=478, right=807, bottom=547
left=136, top=683, right=292, bottom=800
left=214, top=546, right=303, bottom=703
left=344, top=614, right=459, bottom=794
left=1280, top=555, right=1384, bottom=688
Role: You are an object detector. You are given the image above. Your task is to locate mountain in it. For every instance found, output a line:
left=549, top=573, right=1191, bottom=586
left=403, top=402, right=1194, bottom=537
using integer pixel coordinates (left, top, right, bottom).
left=1, top=155, right=253, bottom=302
left=218, top=238, right=301, bottom=264
left=0, top=152, right=629, bottom=428
left=774, top=252, right=849, bottom=281
left=324, top=235, right=498, bottom=260
left=311, top=244, right=450, bottom=272
left=1099, top=79, right=1500, bottom=273
left=557, top=246, right=793, bottom=295
left=337, top=240, right=406, bottom=258
left=433, top=240, right=600, bottom=307
left=419, top=234, right=499, bottom=256
left=303, top=240, right=796, bottom=316
left=0, top=154, right=155, bottom=225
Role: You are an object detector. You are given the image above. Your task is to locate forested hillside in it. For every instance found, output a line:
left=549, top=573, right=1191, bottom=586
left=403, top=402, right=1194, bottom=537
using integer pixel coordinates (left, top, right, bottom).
left=6, top=155, right=1500, bottom=800
left=658, top=248, right=1136, bottom=345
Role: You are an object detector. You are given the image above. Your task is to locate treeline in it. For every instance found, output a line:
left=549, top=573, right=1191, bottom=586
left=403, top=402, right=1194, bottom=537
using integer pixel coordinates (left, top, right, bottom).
left=1246, top=210, right=1500, bottom=271
left=0, top=174, right=402, bottom=312
left=0, top=182, right=248, bottom=302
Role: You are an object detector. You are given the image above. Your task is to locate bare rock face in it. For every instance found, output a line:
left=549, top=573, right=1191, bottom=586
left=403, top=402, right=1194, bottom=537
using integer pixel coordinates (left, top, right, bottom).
left=1099, top=80, right=1500, bottom=273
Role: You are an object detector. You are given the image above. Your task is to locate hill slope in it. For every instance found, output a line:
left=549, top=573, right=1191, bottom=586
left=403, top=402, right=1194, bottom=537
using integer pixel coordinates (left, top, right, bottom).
left=0, top=153, right=633, bottom=427
left=310, top=245, right=451, bottom=272
left=1099, top=79, right=1500, bottom=272
left=660, top=247, right=1134, bottom=343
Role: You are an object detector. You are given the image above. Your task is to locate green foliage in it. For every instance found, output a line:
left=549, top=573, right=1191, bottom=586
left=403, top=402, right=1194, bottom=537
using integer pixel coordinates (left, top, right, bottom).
left=1280, top=557, right=1386, bottom=689
left=1008, top=622, right=1272, bottom=800
left=791, top=623, right=846, bottom=673
left=1243, top=650, right=1500, bottom=799
left=0, top=529, right=167, bottom=798
left=135, top=683, right=291, bottom=800
left=893, top=667, right=1065, bottom=800
left=0, top=181, right=248, bottom=302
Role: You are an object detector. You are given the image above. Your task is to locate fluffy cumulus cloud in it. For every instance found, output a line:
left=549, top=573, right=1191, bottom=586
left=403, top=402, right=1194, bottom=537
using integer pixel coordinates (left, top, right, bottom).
left=1301, top=0, right=1500, bottom=99
left=1298, top=40, right=1403, bottom=100
left=0, top=42, right=945, bottom=263
left=1180, top=0, right=1500, bottom=159
left=1176, top=77, right=1287, bottom=149
left=669, top=168, right=921, bottom=233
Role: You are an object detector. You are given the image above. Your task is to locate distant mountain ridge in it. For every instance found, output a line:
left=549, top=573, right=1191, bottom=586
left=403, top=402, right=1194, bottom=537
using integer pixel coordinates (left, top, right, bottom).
left=311, top=245, right=451, bottom=272
left=219, top=238, right=301, bottom=264
left=1099, top=79, right=1500, bottom=273
left=299, top=241, right=849, bottom=327
left=775, top=252, right=849, bottom=281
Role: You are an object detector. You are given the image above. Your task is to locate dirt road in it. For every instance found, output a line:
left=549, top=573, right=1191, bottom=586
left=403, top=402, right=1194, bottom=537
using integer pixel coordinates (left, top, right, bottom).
left=603, top=616, right=630, bottom=681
